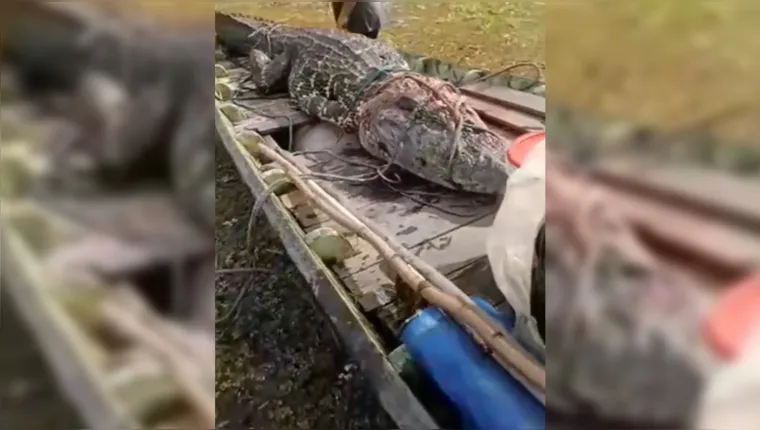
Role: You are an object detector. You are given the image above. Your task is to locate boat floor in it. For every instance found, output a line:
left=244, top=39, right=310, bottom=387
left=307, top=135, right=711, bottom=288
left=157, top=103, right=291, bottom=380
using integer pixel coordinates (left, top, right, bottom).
left=231, top=93, right=515, bottom=333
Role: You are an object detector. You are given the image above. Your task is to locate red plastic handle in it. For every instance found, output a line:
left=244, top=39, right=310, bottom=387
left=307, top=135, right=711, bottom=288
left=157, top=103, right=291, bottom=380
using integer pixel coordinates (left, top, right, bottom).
left=507, top=130, right=544, bottom=168
left=704, top=273, right=760, bottom=360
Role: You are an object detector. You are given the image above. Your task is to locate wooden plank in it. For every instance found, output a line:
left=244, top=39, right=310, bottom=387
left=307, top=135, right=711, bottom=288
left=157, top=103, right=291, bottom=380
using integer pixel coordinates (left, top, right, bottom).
left=334, top=240, right=382, bottom=281
left=407, top=214, right=494, bottom=271
left=233, top=98, right=312, bottom=136
left=465, top=94, right=544, bottom=134
left=445, top=257, right=504, bottom=306
left=216, top=106, right=440, bottom=430
left=347, top=214, right=497, bottom=312
left=292, top=203, right=332, bottom=229
left=284, top=182, right=499, bottom=312
left=336, top=199, right=496, bottom=276
left=38, top=192, right=208, bottom=256
left=292, top=141, right=373, bottom=174
left=1, top=226, right=135, bottom=430
left=602, top=181, right=760, bottom=277
left=461, top=83, right=546, bottom=118
left=288, top=124, right=363, bottom=166
left=353, top=267, right=398, bottom=311
left=280, top=190, right=309, bottom=210
left=596, top=159, right=760, bottom=226
left=356, top=255, right=504, bottom=325
left=369, top=255, right=505, bottom=332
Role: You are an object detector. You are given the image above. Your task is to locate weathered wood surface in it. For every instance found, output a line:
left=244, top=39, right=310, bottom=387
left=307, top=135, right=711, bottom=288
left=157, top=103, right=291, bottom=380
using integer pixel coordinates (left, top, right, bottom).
left=216, top=105, right=441, bottom=430
left=2, top=79, right=212, bottom=429
left=464, top=95, right=544, bottom=134
left=39, top=191, right=209, bottom=257
left=594, top=158, right=760, bottom=225
left=213, top=56, right=534, bottom=330
left=0, top=217, right=137, bottom=430
left=276, top=132, right=505, bottom=322
left=214, top=58, right=312, bottom=136
left=232, top=97, right=312, bottom=136
left=461, top=82, right=546, bottom=118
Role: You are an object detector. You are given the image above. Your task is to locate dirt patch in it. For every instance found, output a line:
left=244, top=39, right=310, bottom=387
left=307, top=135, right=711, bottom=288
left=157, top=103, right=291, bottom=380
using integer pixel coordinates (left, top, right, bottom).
left=0, top=292, right=81, bottom=430
left=214, top=147, right=395, bottom=429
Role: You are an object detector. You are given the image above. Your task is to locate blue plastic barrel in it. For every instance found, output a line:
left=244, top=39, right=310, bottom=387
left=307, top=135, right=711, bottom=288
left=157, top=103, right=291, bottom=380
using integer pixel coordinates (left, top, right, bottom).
left=399, top=297, right=545, bottom=430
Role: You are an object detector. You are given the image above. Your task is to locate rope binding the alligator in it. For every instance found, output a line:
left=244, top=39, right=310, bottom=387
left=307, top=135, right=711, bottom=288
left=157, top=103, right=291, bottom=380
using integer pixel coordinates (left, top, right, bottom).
left=358, top=71, right=506, bottom=175
left=352, top=65, right=409, bottom=101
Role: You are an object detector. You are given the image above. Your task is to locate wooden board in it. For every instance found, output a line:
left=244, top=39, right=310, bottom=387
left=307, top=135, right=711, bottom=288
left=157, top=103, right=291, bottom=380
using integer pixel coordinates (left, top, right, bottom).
left=461, top=83, right=546, bottom=118
left=39, top=191, right=209, bottom=256
left=280, top=144, right=504, bottom=321
left=232, top=97, right=312, bottom=136
left=596, top=159, right=760, bottom=224
left=465, top=95, right=544, bottom=134
left=0, top=223, right=135, bottom=430
left=216, top=105, right=441, bottom=430
left=216, top=56, right=313, bottom=136
left=346, top=214, right=498, bottom=312
left=35, top=192, right=210, bottom=282
left=366, top=256, right=505, bottom=333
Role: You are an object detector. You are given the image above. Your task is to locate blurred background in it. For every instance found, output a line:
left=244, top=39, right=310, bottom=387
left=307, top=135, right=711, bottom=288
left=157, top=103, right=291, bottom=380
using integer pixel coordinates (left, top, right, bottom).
left=2, top=1, right=214, bottom=429
left=549, top=0, right=759, bottom=142
left=546, top=0, right=760, bottom=428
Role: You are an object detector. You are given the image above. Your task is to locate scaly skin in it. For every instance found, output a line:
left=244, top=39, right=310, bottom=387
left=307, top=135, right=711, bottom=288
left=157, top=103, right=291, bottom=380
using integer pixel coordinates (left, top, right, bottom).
left=216, top=12, right=513, bottom=195
left=8, top=4, right=215, bottom=230
left=356, top=73, right=511, bottom=194
left=545, top=218, right=720, bottom=427
left=216, top=12, right=407, bottom=131
left=6, top=2, right=215, bottom=333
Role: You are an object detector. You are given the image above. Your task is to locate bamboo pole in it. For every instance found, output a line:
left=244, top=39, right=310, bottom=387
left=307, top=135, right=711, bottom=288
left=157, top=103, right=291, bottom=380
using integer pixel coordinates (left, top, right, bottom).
left=256, top=142, right=546, bottom=396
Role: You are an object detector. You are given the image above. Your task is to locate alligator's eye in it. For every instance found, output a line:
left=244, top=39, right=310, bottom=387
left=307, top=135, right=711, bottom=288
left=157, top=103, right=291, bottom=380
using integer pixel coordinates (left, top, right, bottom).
left=390, top=95, right=416, bottom=112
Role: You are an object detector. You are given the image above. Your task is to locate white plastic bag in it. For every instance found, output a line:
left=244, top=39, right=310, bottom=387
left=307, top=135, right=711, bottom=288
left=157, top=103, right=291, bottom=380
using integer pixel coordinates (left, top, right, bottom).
left=487, top=136, right=545, bottom=318
left=697, top=322, right=760, bottom=429
left=697, top=278, right=760, bottom=429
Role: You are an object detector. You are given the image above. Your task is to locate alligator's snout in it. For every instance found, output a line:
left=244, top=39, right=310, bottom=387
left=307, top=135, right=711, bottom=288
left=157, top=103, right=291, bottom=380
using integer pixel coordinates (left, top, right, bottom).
left=357, top=74, right=511, bottom=194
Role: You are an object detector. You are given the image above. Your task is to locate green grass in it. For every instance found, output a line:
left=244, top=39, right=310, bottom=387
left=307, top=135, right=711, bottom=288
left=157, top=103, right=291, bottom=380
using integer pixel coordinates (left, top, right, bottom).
left=119, top=1, right=757, bottom=142
left=215, top=1, right=544, bottom=72
left=548, top=0, right=760, bottom=141
left=82, top=0, right=212, bottom=25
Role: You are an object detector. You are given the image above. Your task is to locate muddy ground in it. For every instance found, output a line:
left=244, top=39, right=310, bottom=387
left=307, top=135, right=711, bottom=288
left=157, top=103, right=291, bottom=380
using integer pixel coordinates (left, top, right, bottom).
left=0, top=292, right=82, bottom=430
left=214, top=147, right=395, bottom=429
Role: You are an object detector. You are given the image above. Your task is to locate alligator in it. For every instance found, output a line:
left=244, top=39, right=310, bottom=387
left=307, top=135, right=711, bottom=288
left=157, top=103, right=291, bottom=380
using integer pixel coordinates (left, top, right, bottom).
left=4, top=0, right=216, bottom=346
left=5, top=2, right=215, bottom=231
left=3, top=3, right=216, bottom=427
left=215, top=12, right=513, bottom=195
